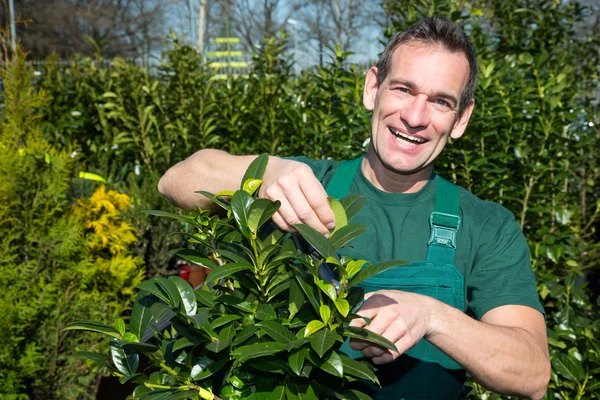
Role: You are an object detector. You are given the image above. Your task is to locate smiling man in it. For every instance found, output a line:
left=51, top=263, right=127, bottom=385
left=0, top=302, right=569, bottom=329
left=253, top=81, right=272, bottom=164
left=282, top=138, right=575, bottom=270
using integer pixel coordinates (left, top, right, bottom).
left=158, top=17, right=550, bottom=400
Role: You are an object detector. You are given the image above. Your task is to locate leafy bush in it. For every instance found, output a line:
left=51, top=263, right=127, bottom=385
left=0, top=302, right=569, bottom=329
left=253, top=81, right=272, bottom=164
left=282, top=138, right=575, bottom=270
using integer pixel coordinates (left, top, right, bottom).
left=66, top=155, right=407, bottom=399
left=0, top=49, right=143, bottom=398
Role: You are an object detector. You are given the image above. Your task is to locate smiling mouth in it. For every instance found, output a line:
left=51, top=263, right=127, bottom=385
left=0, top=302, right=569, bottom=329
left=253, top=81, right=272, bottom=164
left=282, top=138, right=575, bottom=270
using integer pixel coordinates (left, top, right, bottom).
left=389, top=127, right=426, bottom=144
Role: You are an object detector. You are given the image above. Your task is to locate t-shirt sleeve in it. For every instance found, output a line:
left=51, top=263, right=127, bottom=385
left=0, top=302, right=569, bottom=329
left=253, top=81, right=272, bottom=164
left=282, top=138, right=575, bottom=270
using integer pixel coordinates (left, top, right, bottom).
left=467, top=214, right=545, bottom=320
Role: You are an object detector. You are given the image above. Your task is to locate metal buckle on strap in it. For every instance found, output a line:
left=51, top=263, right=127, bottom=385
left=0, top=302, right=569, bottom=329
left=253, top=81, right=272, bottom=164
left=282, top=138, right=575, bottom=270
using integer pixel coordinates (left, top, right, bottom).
left=428, top=212, right=461, bottom=249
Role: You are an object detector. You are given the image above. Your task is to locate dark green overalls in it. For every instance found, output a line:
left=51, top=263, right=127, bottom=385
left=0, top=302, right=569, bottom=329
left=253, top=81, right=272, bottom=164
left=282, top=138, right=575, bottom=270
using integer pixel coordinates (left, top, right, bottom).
left=326, top=157, right=469, bottom=400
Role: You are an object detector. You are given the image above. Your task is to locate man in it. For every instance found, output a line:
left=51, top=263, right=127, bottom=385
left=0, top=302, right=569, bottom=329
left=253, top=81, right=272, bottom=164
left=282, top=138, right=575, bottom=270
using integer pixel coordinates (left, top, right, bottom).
left=158, top=18, right=550, bottom=400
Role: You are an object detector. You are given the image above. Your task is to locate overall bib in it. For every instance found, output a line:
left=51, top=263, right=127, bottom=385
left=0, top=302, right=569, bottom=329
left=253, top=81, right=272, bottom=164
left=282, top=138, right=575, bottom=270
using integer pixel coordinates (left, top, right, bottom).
left=327, top=157, right=469, bottom=400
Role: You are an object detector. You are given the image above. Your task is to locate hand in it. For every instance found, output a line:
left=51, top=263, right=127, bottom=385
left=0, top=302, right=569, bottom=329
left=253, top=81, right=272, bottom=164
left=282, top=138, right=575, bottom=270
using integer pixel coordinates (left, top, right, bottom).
left=349, top=290, right=436, bottom=364
left=258, top=158, right=335, bottom=235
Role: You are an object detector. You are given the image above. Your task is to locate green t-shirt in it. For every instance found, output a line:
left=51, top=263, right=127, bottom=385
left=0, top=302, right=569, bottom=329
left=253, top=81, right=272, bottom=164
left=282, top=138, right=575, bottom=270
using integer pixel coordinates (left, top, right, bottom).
left=290, top=156, right=544, bottom=319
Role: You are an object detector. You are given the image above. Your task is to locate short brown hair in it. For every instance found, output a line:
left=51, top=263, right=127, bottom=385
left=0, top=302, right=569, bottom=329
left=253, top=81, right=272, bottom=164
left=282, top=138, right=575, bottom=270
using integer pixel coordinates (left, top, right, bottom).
left=376, top=17, right=478, bottom=116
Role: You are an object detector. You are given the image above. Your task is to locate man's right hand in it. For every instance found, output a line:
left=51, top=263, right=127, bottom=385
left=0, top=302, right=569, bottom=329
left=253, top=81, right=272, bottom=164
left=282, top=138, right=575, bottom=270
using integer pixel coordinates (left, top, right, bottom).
left=259, top=158, right=335, bottom=236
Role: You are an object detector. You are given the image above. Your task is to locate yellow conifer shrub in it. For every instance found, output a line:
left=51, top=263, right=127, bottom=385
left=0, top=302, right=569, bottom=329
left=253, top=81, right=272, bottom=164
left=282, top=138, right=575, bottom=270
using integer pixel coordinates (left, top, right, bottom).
left=74, top=186, right=145, bottom=298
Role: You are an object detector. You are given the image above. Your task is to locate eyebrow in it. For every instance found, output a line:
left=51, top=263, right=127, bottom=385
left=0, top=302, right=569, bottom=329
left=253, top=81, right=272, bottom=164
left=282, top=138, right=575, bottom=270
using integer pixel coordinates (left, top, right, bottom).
left=387, top=78, right=459, bottom=107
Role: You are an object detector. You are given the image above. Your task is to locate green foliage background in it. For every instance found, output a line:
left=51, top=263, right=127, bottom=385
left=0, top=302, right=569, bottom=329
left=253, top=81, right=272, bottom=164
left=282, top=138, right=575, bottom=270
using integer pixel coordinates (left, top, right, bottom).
left=0, top=0, right=598, bottom=398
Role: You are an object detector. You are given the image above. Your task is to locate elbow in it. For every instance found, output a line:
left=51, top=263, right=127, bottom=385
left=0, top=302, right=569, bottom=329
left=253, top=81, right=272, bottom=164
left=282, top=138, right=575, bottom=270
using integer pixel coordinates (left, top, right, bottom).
left=527, top=360, right=550, bottom=400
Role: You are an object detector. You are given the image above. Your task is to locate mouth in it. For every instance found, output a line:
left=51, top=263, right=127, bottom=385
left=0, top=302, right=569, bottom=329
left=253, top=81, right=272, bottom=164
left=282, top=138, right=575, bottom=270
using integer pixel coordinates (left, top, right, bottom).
left=389, top=127, right=426, bottom=145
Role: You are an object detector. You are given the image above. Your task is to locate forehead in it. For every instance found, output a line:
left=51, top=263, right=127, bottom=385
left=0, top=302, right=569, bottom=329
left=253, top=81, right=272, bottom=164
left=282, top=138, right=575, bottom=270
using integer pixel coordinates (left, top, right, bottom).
left=386, top=41, right=470, bottom=96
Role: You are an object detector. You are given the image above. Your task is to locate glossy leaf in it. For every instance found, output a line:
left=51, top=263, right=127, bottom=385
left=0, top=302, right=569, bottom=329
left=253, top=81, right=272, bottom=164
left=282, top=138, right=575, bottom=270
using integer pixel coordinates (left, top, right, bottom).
left=304, top=320, right=325, bottom=337
left=194, top=290, right=216, bottom=308
left=63, top=321, right=122, bottom=339
left=130, top=293, right=159, bottom=342
left=288, top=347, right=308, bottom=376
left=205, top=262, right=253, bottom=283
left=231, top=190, right=254, bottom=237
left=257, top=320, right=295, bottom=343
left=553, top=353, right=585, bottom=381
left=288, top=278, right=304, bottom=318
left=230, top=342, right=287, bottom=362
left=196, top=190, right=230, bottom=210
left=334, top=298, right=350, bottom=317
left=255, top=303, right=277, bottom=321
left=242, top=178, right=262, bottom=195
left=345, top=260, right=367, bottom=279
left=150, top=302, right=172, bottom=323
left=232, top=325, right=258, bottom=346
left=169, top=276, right=197, bottom=316
left=330, top=224, right=367, bottom=250
left=346, top=260, right=409, bottom=290
left=141, top=210, right=195, bottom=226
left=318, top=350, right=343, bottom=378
left=155, top=277, right=182, bottom=309
left=248, top=199, right=280, bottom=235
left=310, top=329, right=336, bottom=358
left=211, top=315, right=241, bottom=329
left=73, top=351, right=112, bottom=368
left=241, top=153, right=269, bottom=185
left=315, top=279, right=337, bottom=301
left=136, top=279, right=171, bottom=304
left=320, top=304, right=331, bottom=324
left=292, top=268, right=320, bottom=314
left=340, top=354, right=379, bottom=384
left=328, top=197, right=348, bottom=234
left=341, top=327, right=398, bottom=352
left=246, top=355, right=289, bottom=374
left=109, top=338, right=138, bottom=376
left=294, top=224, right=338, bottom=260
left=190, top=356, right=229, bottom=380
left=171, top=248, right=217, bottom=269
left=340, top=194, right=366, bottom=222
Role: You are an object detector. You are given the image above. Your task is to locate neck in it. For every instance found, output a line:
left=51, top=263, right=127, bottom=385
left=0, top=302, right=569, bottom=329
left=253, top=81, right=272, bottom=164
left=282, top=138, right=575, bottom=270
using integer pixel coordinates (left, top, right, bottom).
left=362, top=148, right=433, bottom=194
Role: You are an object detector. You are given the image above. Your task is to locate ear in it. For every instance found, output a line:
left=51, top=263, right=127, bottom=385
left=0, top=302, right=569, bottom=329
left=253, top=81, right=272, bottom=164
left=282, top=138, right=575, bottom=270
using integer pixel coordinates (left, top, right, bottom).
left=363, top=67, right=379, bottom=111
left=450, top=99, right=475, bottom=140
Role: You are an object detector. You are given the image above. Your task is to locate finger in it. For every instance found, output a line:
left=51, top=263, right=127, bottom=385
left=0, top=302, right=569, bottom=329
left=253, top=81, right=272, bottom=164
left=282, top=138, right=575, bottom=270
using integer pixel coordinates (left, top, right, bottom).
left=271, top=211, right=294, bottom=233
left=349, top=338, right=370, bottom=350
left=371, top=350, right=399, bottom=365
left=360, top=345, right=386, bottom=358
left=299, top=177, right=335, bottom=230
left=264, top=186, right=302, bottom=231
left=283, top=186, right=329, bottom=235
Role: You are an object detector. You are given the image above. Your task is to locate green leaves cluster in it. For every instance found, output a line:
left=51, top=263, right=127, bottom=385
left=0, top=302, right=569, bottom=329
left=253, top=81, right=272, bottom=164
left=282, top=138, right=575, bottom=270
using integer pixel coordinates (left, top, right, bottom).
left=66, top=155, right=407, bottom=400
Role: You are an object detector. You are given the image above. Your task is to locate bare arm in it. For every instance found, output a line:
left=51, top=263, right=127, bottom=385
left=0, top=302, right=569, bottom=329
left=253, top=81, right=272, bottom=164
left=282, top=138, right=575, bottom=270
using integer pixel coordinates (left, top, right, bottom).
left=158, top=149, right=257, bottom=210
left=158, top=149, right=335, bottom=235
left=350, top=292, right=550, bottom=399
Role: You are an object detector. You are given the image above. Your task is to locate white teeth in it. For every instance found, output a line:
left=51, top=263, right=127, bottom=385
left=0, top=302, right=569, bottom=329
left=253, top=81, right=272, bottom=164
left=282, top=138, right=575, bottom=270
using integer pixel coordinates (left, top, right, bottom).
left=389, top=128, right=425, bottom=144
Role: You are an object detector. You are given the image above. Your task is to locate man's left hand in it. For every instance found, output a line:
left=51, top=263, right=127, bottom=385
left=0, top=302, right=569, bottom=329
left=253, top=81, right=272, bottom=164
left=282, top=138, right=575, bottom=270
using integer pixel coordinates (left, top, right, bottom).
left=349, top=290, right=435, bottom=364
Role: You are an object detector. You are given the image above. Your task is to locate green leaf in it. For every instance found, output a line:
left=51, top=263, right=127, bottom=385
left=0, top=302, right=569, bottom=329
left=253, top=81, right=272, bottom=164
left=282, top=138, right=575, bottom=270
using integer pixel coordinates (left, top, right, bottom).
left=110, top=338, right=138, bottom=376
left=194, top=290, right=216, bottom=308
left=330, top=224, right=367, bottom=250
left=341, top=327, right=398, bottom=353
left=320, top=304, right=331, bottom=324
left=342, top=389, right=375, bottom=400
left=120, top=341, right=159, bottom=354
left=248, top=199, right=280, bottom=235
left=334, top=298, right=350, bottom=317
left=191, top=356, right=229, bottom=380
left=292, top=268, right=320, bottom=314
left=288, top=347, right=308, bottom=376
left=328, top=197, right=348, bottom=234
left=257, top=320, right=295, bottom=343
left=340, top=354, right=379, bottom=384
left=72, top=351, right=112, bottom=368
left=205, top=262, right=253, bottom=283
left=255, top=303, right=277, bottom=321
left=231, top=190, right=254, bottom=237
left=243, top=178, right=263, bottom=195
left=155, top=277, right=183, bottom=309
left=169, top=276, right=197, bottom=316
left=63, top=321, right=122, bottom=339
left=114, top=319, right=125, bottom=336
left=141, top=210, right=195, bottom=226
left=310, top=329, right=336, bottom=358
left=318, top=350, right=343, bottom=377
left=241, top=153, right=269, bottom=186
left=195, top=190, right=230, bottom=210
left=553, top=353, right=584, bottom=381
left=211, top=315, right=241, bottom=329
left=233, top=325, right=258, bottom=346
left=137, top=279, right=171, bottom=304
left=294, top=224, right=338, bottom=260
left=315, top=279, right=337, bottom=301
left=151, top=302, right=172, bottom=323
left=230, top=342, right=287, bottom=362
left=246, top=356, right=289, bottom=374
left=340, top=194, right=366, bottom=222
left=345, top=260, right=367, bottom=279
left=206, top=324, right=234, bottom=353
left=130, top=293, right=159, bottom=342
left=288, top=279, right=305, bottom=319
left=304, top=320, right=325, bottom=337
left=346, top=260, right=409, bottom=290
left=171, top=248, right=217, bottom=269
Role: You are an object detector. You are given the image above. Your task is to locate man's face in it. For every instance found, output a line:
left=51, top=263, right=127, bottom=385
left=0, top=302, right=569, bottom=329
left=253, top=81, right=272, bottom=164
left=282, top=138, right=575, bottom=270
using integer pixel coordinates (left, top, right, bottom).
left=363, top=41, right=474, bottom=177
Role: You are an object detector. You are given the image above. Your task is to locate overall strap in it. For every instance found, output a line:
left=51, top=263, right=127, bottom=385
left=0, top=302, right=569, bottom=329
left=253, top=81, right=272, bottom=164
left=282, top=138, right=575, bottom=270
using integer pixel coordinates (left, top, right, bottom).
left=325, top=156, right=362, bottom=198
left=426, top=177, right=461, bottom=264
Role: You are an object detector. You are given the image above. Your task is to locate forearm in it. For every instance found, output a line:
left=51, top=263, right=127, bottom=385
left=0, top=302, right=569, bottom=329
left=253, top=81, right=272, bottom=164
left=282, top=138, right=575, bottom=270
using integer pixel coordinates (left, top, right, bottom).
left=427, top=302, right=550, bottom=399
left=158, top=149, right=257, bottom=210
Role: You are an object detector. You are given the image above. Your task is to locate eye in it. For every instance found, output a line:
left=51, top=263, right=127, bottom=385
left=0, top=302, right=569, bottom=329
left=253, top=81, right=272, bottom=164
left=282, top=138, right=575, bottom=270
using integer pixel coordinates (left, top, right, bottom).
left=434, top=99, right=452, bottom=109
left=392, top=87, right=410, bottom=94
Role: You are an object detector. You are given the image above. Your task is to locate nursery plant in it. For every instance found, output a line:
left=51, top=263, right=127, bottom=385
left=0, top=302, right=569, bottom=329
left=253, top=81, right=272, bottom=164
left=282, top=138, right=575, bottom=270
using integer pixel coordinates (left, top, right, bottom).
left=65, top=154, right=408, bottom=399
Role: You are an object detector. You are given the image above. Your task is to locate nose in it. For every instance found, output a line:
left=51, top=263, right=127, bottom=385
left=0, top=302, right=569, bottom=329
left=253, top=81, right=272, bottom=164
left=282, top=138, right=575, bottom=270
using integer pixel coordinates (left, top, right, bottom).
left=400, top=93, right=431, bottom=129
